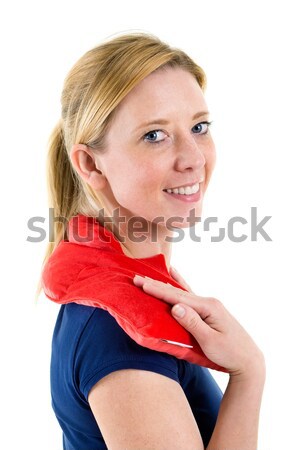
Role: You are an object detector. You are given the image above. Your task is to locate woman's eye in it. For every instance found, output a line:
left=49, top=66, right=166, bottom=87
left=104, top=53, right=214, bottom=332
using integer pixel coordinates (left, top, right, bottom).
left=192, top=121, right=212, bottom=134
left=143, top=130, right=166, bottom=144
left=143, top=121, right=212, bottom=144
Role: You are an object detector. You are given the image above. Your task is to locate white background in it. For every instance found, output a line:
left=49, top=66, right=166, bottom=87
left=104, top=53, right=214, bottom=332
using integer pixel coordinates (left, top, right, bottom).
left=1, top=1, right=299, bottom=448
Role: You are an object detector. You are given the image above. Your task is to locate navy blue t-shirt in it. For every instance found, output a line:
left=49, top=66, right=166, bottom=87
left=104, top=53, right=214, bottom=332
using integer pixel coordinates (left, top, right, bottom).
left=51, top=303, right=223, bottom=449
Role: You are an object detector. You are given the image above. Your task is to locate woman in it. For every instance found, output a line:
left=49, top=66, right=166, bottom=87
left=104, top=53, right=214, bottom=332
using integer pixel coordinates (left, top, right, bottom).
left=38, top=33, right=265, bottom=449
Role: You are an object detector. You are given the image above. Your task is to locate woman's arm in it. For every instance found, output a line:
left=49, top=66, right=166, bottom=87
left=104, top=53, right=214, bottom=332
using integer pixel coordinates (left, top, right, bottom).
left=133, top=272, right=266, bottom=450
left=89, top=363, right=265, bottom=450
left=88, top=369, right=204, bottom=450
left=170, top=265, right=266, bottom=449
left=207, top=364, right=265, bottom=450
left=90, top=270, right=265, bottom=450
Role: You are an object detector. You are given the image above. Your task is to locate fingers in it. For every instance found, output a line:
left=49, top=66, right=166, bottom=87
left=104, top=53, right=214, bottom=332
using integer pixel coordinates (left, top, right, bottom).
left=171, top=303, right=212, bottom=342
left=169, top=266, right=194, bottom=294
left=133, top=275, right=212, bottom=321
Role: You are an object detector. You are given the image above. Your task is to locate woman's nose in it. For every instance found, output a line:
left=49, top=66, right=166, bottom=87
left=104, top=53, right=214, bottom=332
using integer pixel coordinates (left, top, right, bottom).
left=173, top=133, right=206, bottom=172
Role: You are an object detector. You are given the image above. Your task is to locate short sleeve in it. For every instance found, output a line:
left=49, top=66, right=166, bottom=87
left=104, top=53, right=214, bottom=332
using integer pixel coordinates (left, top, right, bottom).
left=75, top=308, right=180, bottom=400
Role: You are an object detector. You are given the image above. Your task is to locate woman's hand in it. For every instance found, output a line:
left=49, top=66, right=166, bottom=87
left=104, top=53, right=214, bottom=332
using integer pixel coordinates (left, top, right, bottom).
left=133, top=269, right=265, bottom=379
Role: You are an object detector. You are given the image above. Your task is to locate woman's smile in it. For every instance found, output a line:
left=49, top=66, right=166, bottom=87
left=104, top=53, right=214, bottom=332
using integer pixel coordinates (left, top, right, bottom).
left=162, top=181, right=202, bottom=203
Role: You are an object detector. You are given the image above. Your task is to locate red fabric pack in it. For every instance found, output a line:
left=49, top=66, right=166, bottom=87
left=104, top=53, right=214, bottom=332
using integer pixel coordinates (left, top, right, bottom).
left=41, top=214, right=227, bottom=373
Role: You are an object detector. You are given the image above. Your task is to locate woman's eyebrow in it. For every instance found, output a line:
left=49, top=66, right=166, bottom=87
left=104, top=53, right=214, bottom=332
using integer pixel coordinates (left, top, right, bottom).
left=134, top=111, right=210, bottom=132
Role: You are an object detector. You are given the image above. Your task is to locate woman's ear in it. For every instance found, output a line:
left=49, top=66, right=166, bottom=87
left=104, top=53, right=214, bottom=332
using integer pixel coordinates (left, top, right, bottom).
left=70, top=144, right=107, bottom=190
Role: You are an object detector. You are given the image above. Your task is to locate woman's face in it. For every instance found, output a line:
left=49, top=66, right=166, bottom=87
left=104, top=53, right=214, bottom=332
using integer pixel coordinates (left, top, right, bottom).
left=94, top=66, right=216, bottom=230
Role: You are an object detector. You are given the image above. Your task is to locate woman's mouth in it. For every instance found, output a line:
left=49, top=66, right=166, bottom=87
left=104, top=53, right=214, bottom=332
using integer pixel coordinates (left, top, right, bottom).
left=164, top=181, right=200, bottom=195
left=162, top=182, right=202, bottom=203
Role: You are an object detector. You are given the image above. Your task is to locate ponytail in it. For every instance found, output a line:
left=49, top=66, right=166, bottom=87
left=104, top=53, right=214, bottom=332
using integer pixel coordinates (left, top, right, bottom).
left=46, top=120, right=80, bottom=237
left=35, top=121, right=80, bottom=302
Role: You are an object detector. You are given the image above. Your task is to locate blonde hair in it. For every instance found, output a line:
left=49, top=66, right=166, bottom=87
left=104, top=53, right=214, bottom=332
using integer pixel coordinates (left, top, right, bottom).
left=35, top=32, right=207, bottom=300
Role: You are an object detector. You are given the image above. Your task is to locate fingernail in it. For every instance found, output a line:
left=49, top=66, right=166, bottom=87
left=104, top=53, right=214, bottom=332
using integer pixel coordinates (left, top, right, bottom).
left=134, top=274, right=144, bottom=280
left=172, top=304, right=186, bottom=318
left=133, top=275, right=145, bottom=284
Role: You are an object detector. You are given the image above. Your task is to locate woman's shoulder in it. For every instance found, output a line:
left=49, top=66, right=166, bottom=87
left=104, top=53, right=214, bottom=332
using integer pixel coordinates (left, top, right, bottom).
left=53, top=303, right=181, bottom=400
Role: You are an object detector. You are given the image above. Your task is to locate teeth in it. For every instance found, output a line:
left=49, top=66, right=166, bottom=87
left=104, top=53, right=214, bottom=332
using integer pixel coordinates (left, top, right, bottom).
left=165, top=182, right=200, bottom=195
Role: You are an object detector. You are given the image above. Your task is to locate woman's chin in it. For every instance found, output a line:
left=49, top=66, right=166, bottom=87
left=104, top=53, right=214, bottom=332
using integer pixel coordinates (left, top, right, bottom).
left=164, top=204, right=203, bottom=229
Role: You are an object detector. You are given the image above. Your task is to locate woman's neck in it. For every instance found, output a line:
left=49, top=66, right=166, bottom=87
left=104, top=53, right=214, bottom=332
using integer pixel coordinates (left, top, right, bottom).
left=101, top=216, right=173, bottom=270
